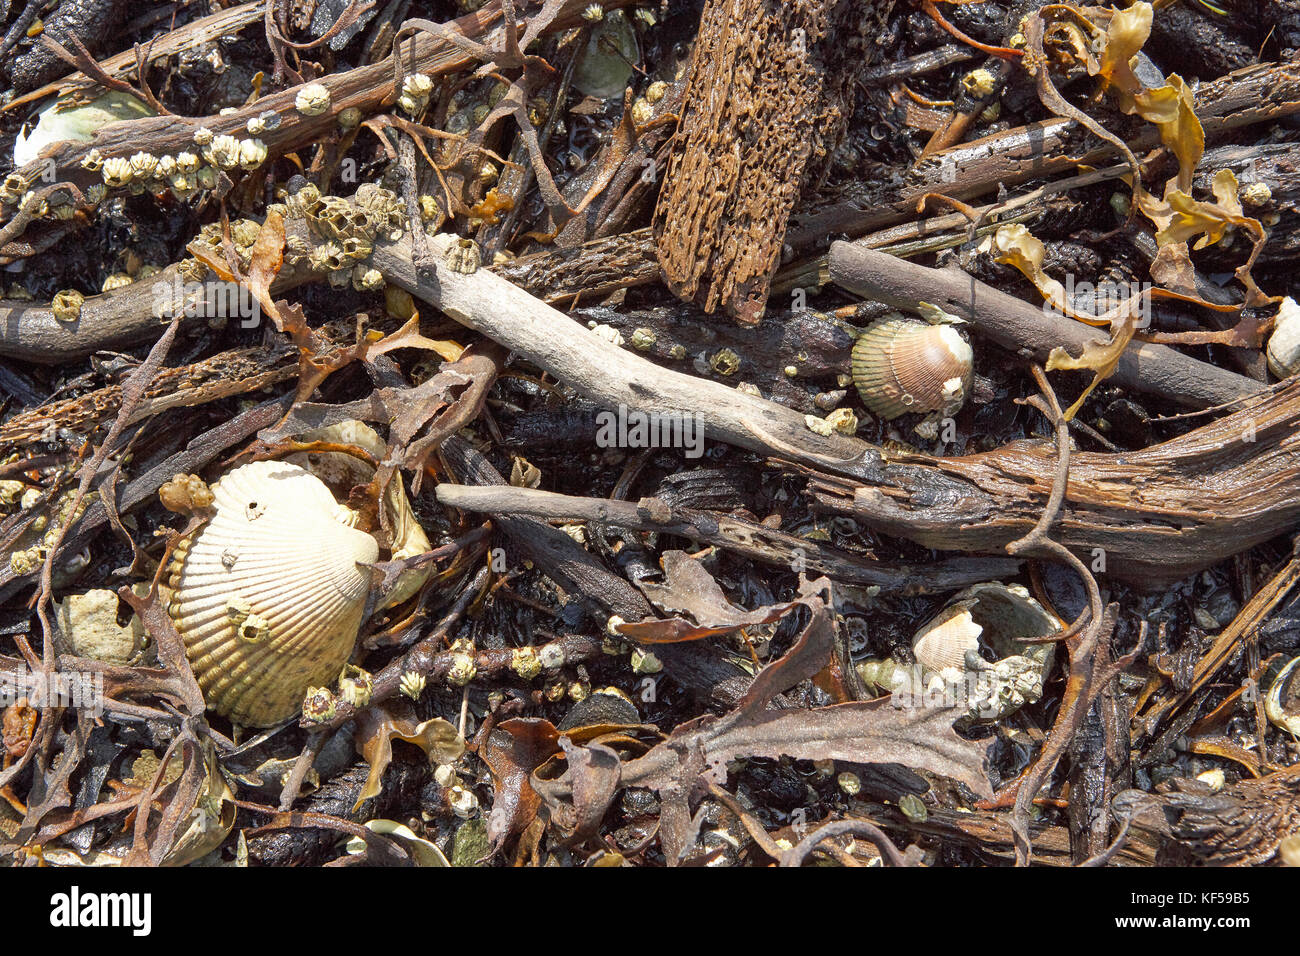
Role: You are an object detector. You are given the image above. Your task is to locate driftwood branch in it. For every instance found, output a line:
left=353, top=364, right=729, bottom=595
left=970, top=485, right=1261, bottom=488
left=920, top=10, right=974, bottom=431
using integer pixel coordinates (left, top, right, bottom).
left=371, top=236, right=874, bottom=473
left=799, top=377, right=1300, bottom=587
left=433, top=484, right=1021, bottom=594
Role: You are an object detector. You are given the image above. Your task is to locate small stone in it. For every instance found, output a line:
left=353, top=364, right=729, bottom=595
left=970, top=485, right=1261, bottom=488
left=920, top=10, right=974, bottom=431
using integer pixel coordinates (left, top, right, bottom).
left=55, top=589, right=147, bottom=664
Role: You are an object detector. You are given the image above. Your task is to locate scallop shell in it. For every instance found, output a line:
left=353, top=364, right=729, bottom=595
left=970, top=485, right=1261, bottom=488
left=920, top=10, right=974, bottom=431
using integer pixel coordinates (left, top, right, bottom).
left=851, top=318, right=974, bottom=420
left=167, top=460, right=379, bottom=727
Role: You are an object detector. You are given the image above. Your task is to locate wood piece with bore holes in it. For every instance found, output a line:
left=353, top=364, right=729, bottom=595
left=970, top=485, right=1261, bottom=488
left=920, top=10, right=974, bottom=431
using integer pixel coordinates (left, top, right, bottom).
left=652, top=0, right=895, bottom=324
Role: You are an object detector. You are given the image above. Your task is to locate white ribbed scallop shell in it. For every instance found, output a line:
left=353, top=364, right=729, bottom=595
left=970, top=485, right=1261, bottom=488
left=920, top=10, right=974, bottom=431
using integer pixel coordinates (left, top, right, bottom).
left=168, top=460, right=378, bottom=727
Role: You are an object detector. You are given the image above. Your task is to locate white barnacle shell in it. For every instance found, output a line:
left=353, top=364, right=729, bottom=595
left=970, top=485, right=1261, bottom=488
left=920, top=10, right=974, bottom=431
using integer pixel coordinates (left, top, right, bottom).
left=206, top=134, right=242, bottom=170
left=101, top=156, right=134, bottom=188
left=238, top=138, right=268, bottom=170
left=51, top=289, right=85, bottom=322
left=175, top=151, right=200, bottom=173
left=128, top=151, right=158, bottom=177
left=166, top=460, right=379, bottom=726
left=402, top=73, right=434, bottom=99
left=192, top=126, right=214, bottom=147
left=295, top=83, right=332, bottom=116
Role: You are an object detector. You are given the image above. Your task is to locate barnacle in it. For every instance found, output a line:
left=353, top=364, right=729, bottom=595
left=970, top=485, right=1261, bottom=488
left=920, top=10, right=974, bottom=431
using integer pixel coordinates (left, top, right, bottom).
left=295, top=83, right=332, bottom=116
left=400, top=670, right=426, bottom=700
left=51, top=289, right=85, bottom=323
left=237, top=138, right=269, bottom=170
left=129, top=151, right=158, bottom=178
left=205, top=134, right=242, bottom=170
left=101, top=157, right=134, bottom=188
left=352, top=266, right=384, bottom=291
left=511, top=647, right=542, bottom=680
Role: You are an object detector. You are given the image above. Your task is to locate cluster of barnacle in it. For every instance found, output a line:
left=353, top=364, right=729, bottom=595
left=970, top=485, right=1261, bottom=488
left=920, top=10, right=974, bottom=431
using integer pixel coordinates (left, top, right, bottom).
left=0, top=170, right=102, bottom=221
left=175, top=217, right=270, bottom=284
left=273, top=181, right=406, bottom=291
left=6, top=487, right=93, bottom=576
left=397, top=73, right=434, bottom=117
left=629, top=79, right=671, bottom=126
left=77, top=124, right=270, bottom=202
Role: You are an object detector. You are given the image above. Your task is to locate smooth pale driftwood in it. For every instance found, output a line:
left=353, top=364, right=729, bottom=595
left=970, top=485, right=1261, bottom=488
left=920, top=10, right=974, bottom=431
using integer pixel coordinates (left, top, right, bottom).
left=434, top=483, right=1022, bottom=593
left=827, top=241, right=1264, bottom=410
left=371, top=238, right=874, bottom=474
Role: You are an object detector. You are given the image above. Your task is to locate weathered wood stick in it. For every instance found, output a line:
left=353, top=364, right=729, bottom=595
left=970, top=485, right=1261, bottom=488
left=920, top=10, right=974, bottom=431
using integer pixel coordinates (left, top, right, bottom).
left=371, top=237, right=874, bottom=474
left=827, top=241, right=1263, bottom=410
left=433, top=483, right=1021, bottom=593
left=799, top=377, right=1300, bottom=587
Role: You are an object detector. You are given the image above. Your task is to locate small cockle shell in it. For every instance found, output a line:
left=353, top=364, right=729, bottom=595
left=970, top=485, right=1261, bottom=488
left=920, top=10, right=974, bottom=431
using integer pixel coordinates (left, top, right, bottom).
left=167, top=460, right=378, bottom=727
left=851, top=318, right=973, bottom=420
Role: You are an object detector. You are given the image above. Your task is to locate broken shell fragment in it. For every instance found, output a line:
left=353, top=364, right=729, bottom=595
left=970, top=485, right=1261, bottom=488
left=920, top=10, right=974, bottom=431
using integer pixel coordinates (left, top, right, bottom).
left=851, top=318, right=973, bottom=420
left=1266, top=296, right=1300, bottom=380
left=861, top=583, right=1058, bottom=723
left=167, top=460, right=379, bottom=727
left=1265, top=656, right=1300, bottom=736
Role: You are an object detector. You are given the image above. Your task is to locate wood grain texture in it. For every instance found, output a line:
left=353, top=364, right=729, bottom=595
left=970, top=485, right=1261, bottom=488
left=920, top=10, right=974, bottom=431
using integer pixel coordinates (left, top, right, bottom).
left=653, top=0, right=895, bottom=325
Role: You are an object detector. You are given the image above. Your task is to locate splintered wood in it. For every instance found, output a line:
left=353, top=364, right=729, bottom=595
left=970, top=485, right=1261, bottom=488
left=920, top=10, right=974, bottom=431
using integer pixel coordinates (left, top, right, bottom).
left=653, top=0, right=895, bottom=325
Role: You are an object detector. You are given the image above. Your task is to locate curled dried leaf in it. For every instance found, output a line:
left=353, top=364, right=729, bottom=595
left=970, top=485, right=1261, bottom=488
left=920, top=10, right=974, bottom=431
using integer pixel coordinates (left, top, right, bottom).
left=1046, top=313, right=1139, bottom=420
left=354, top=704, right=465, bottom=811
